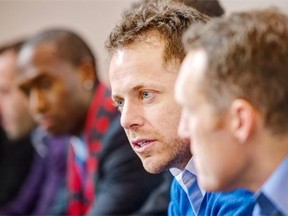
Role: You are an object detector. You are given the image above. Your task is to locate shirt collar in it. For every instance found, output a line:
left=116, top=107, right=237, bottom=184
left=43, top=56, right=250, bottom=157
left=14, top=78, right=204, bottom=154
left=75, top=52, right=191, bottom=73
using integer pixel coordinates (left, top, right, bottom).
left=170, top=157, right=196, bottom=177
left=255, top=156, right=288, bottom=215
left=170, top=157, right=205, bottom=196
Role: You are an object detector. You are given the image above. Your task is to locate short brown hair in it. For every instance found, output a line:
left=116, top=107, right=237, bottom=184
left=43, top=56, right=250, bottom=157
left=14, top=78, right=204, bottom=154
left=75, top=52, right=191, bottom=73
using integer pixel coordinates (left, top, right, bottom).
left=106, top=0, right=209, bottom=63
left=183, top=8, right=288, bottom=135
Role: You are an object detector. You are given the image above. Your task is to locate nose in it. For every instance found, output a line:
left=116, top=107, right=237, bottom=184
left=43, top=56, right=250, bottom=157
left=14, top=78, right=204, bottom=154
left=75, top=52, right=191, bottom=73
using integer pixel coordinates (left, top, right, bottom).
left=29, top=89, right=47, bottom=114
left=120, top=101, right=144, bottom=130
left=177, top=109, right=190, bottom=139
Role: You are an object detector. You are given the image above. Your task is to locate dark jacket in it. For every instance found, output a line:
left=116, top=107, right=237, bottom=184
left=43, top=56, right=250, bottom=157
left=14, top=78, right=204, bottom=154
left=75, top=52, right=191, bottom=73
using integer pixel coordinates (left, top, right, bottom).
left=67, top=83, right=169, bottom=215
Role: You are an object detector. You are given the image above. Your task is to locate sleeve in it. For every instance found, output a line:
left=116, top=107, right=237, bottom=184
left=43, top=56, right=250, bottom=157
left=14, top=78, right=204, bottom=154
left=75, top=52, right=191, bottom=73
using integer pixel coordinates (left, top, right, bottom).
left=88, top=116, right=167, bottom=215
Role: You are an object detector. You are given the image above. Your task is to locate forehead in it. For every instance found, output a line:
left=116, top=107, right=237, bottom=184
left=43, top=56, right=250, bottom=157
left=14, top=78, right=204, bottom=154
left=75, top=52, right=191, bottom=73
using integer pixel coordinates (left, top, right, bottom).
left=109, top=40, right=180, bottom=97
left=0, top=50, right=17, bottom=76
left=17, top=42, right=73, bottom=82
left=175, top=49, right=208, bottom=104
left=19, top=42, right=59, bottom=66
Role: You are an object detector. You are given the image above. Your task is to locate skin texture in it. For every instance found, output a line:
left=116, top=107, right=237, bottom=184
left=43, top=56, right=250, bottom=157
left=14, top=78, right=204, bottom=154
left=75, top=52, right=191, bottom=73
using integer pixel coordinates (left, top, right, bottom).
left=175, top=50, right=254, bottom=191
left=109, top=39, right=191, bottom=174
left=0, top=50, right=35, bottom=140
left=17, top=42, right=92, bottom=136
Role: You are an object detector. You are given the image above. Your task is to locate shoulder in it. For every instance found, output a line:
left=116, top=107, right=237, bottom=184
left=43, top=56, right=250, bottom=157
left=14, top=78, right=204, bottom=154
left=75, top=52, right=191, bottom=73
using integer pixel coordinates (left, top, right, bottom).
left=169, top=178, right=194, bottom=216
left=201, top=189, right=255, bottom=216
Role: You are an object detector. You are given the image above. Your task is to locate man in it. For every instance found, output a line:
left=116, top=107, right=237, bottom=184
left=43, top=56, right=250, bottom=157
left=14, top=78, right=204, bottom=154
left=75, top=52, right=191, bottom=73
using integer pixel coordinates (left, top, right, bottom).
left=175, top=7, right=288, bottom=215
left=107, top=1, right=254, bottom=215
left=0, top=40, right=67, bottom=215
left=17, top=29, right=166, bottom=215
left=0, top=41, right=36, bottom=141
left=0, top=41, right=35, bottom=211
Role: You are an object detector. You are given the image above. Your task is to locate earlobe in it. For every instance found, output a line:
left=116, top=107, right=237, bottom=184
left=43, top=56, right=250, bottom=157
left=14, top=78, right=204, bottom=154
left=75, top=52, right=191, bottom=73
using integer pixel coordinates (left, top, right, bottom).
left=230, top=99, right=256, bottom=143
left=78, top=60, right=96, bottom=91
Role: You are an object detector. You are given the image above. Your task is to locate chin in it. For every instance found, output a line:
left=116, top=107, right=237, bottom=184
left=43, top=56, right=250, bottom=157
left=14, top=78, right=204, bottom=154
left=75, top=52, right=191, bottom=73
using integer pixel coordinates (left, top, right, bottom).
left=198, top=174, right=230, bottom=192
left=46, top=127, right=64, bottom=136
left=142, top=157, right=168, bottom=174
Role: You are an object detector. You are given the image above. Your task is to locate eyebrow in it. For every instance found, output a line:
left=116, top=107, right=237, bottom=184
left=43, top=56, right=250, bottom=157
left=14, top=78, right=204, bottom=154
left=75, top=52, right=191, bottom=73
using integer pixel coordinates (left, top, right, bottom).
left=32, top=73, right=50, bottom=82
left=133, top=84, right=145, bottom=92
left=112, top=83, right=160, bottom=101
left=20, top=73, right=51, bottom=88
left=111, top=85, right=143, bottom=101
left=111, top=94, right=121, bottom=102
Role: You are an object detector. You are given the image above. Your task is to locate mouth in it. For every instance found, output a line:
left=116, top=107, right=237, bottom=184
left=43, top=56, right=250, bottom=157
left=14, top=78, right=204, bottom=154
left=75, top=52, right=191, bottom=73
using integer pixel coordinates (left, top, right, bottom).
left=38, top=116, right=55, bottom=130
left=131, top=138, right=156, bottom=153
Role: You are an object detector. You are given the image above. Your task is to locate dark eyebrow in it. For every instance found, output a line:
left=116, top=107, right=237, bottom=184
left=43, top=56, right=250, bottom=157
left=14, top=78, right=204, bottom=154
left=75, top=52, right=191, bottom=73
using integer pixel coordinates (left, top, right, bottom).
left=28, top=73, right=54, bottom=87
left=18, top=73, right=52, bottom=90
left=31, top=73, right=52, bottom=83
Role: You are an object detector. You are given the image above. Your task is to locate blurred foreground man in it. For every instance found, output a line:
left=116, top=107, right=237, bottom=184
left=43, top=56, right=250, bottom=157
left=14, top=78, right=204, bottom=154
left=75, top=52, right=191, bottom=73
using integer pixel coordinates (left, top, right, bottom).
left=176, top=7, right=288, bottom=216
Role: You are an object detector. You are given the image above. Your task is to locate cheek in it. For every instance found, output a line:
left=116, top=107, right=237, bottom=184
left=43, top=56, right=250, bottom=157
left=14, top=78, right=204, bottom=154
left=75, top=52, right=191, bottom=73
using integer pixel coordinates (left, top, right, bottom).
left=49, top=84, right=72, bottom=107
left=146, top=101, right=181, bottom=126
left=46, top=92, right=62, bottom=109
left=192, top=122, right=219, bottom=174
left=194, top=141, right=225, bottom=191
left=4, top=93, right=22, bottom=114
left=196, top=133, right=242, bottom=191
left=17, top=91, right=29, bottom=106
left=162, top=106, right=182, bottom=135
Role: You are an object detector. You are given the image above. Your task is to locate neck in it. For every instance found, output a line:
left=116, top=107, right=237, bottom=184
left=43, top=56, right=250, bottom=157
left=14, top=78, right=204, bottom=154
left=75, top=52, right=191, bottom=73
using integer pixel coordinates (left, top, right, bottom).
left=244, top=134, right=288, bottom=192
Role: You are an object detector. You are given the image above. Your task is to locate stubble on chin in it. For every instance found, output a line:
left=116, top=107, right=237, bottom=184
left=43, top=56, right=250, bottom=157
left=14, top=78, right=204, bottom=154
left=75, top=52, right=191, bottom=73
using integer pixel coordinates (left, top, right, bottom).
left=141, top=155, right=171, bottom=174
left=140, top=142, right=191, bottom=174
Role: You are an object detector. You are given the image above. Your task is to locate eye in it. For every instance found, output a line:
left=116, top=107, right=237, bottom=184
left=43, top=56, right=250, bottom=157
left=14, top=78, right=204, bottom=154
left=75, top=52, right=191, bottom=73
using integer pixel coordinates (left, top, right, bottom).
left=141, top=91, right=153, bottom=100
left=113, top=98, right=124, bottom=111
left=39, top=79, right=52, bottom=90
left=19, top=85, right=31, bottom=97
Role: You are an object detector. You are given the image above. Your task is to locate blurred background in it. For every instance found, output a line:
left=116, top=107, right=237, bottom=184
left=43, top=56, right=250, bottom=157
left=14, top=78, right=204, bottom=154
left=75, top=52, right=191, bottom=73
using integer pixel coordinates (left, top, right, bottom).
left=0, top=0, right=287, bottom=84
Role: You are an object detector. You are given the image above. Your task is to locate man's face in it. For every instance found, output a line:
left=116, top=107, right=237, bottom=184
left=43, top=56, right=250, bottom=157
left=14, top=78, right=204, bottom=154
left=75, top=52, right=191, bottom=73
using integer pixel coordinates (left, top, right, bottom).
left=0, top=50, right=36, bottom=140
left=109, top=39, right=191, bottom=174
left=17, top=43, right=89, bottom=135
left=175, top=50, right=248, bottom=191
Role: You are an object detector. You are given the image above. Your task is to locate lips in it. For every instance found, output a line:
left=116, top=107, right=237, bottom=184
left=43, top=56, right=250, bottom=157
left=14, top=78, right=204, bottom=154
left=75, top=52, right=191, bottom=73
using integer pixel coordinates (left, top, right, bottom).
left=37, top=116, right=55, bottom=130
left=131, top=138, right=156, bottom=152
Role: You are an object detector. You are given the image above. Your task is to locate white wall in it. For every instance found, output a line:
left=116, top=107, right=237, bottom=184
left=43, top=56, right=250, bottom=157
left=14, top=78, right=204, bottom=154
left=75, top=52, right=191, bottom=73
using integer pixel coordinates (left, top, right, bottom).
left=0, top=0, right=287, bottom=84
left=0, top=0, right=134, bottom=84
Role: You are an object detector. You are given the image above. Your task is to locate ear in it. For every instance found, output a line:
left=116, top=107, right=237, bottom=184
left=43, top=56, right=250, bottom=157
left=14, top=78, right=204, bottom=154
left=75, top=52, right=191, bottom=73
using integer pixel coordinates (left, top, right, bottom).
left=229, top=99, right=257, bottom=143
left=77, top=59, right=97, bottom=90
